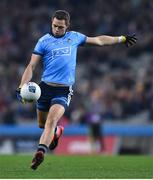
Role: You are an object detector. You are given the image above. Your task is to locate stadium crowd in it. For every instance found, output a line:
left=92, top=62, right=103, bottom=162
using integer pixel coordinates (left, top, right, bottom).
left=0, top=0, right=153, bottom=126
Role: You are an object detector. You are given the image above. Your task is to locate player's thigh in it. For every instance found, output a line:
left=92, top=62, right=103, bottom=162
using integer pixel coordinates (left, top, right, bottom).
left=37, top=109, right=48, bottom=128
left=45, top=104, right=65, bottom=128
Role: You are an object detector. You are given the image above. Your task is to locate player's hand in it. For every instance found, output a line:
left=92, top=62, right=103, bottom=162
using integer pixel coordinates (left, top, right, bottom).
left=123, top=34, right=137, bottom=47
left=16, top=88, right=26, bottom=104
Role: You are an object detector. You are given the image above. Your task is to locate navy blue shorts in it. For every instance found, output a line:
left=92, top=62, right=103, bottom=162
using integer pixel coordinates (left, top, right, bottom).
left=36, top=81, right=73, bottom=112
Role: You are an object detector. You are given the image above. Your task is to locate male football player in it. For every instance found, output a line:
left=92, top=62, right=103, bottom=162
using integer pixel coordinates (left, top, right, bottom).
left=16, top=10, right=137, bottom=170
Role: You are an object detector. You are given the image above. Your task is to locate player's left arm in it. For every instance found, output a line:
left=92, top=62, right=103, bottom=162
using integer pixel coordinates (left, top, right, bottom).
left=85, top=34, right=137, bottom=47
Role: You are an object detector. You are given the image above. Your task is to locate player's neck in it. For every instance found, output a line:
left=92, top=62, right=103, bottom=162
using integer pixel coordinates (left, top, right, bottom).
left=50, top=31, right=66, bottom=38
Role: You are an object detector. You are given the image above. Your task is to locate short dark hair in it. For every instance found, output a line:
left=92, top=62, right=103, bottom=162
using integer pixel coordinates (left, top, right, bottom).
left=52, top=10, right=70, bottom=26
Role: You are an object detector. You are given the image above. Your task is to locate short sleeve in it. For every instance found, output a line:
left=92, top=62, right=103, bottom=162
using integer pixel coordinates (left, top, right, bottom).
left=76, top=32, right=87, bottom=46
left=33, top=39, right=44, bottom=56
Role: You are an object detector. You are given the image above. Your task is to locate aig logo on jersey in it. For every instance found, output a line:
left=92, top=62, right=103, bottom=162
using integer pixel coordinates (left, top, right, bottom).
left=52, top=47, right=71, bottom=59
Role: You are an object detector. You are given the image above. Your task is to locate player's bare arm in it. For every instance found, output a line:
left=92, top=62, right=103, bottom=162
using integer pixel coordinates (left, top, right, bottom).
left=19, top=54, right=41, bottom=88
left=86, top=34, right=137, bottom=47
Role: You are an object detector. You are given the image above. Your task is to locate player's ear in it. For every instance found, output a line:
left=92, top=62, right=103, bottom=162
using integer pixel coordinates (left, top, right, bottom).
left=66, top=22, right=70, bottom=31
left=51, top=18, right=53, bottom=25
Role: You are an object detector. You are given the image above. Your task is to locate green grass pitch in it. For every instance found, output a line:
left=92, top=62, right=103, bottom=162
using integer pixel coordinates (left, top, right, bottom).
left=0, top=154, right=153, bottom=179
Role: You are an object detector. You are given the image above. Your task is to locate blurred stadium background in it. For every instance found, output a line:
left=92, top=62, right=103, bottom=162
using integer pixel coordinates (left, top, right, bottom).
left=0, top=0, right=153, bottom=155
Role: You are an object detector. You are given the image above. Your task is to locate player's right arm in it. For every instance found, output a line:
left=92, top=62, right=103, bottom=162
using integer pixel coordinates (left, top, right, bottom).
left=16, top=54, right=41, bottom=104
left=18, top=54, right=41, bottom=88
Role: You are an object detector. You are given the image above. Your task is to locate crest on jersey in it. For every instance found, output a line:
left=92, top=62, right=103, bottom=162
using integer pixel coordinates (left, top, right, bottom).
left=67, top=38, right=72, bottom=43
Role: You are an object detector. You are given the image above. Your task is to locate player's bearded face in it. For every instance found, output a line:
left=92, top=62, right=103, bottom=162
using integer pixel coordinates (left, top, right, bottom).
left=52, top=18, right=68, bottom=37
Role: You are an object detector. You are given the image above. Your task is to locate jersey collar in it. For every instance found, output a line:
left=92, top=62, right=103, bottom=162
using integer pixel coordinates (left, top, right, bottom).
left=49, top=31, right=67, bottom=38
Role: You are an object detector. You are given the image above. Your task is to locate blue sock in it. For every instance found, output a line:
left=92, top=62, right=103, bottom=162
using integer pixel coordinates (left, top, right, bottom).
left=37, top=144, right=48, bottom=153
